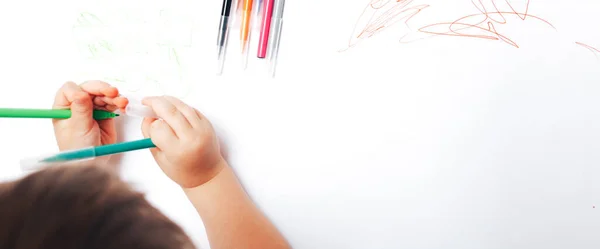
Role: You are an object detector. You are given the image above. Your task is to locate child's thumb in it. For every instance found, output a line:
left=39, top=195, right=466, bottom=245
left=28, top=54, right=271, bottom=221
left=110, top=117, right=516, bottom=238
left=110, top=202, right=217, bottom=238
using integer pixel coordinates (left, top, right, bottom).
left=71, top=93, right=93, bottom=120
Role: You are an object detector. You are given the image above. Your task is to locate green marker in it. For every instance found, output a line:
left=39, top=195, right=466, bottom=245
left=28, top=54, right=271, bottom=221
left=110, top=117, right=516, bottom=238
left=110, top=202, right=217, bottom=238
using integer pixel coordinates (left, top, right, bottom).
left=0, top=108, right=119, bottom=120
left=20, top=138, right=156, bottom=170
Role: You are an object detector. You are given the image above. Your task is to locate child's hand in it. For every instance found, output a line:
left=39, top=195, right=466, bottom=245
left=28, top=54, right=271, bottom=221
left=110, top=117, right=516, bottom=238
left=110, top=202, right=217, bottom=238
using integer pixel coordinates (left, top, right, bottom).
left=53, top=81, right=128, bottom=164
left=141, top=96, right=225, bottom=188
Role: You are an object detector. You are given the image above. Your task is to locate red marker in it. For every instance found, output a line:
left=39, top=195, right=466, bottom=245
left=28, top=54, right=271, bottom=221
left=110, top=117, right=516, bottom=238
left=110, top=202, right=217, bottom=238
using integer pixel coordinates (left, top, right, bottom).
left=257, top=0, right=275, bottom=58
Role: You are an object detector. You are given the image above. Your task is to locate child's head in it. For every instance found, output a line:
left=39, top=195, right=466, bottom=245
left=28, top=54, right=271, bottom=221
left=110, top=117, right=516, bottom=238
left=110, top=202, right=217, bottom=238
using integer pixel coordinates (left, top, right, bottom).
left=0, top=165, right=195, bottom=249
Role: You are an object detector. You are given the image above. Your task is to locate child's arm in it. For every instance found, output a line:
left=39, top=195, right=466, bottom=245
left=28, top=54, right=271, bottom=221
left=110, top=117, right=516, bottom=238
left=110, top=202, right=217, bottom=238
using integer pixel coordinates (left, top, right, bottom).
left=184, top=164, right=291, bottom=249
left=141, top=96, right=291, bottom=249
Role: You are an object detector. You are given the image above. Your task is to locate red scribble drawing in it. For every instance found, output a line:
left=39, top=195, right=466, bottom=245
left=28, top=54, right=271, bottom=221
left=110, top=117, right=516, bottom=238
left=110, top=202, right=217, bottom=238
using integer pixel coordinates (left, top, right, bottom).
left=411, top=0, right=555, bottom=48
left=576, top=42, right=600, bottom=60
left=339, top=0, right=430, bottom=52
left=341, top=0, right=556, bottom=51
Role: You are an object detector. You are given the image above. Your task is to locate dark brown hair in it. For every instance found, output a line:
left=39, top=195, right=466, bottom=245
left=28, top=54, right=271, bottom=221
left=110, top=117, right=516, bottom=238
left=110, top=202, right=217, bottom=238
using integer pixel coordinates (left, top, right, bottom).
left=0, top=165, right=196, bottom=249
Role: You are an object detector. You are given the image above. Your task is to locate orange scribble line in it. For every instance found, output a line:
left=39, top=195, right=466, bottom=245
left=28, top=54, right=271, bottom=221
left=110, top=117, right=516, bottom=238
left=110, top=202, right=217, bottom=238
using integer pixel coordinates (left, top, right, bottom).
left=343, top=0, right=557, bottom=51
left=416, top=12, right=554, bottom=48
left=340, top=0, right=430, bottom=52
left=413, top=0, right=555, bottom=48
left=356, top=1, right=428, bottom=39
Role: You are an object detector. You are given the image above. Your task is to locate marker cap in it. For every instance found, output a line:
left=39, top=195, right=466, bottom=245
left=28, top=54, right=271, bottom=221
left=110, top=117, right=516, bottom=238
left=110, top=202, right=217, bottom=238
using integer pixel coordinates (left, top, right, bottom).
left=20, top=147, right=96, bottom=171
left=124, top=103, right=158, bottom=118
left=217, top=16, right=231, bottom=75
left=267, top=17, right=283, bottom=77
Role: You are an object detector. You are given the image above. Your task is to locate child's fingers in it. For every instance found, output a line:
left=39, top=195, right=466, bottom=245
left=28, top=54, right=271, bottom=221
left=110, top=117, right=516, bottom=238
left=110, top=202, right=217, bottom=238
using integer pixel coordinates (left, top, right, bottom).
left=163, top=96, right=203, bottom=128
left=80, top=80, right=119, bottom=97
left=93, top=96, right=108, bottom=107
left=141, top=119, right=163, bottom=161
left=97, top=118, right=116, bottom=143
left=113, top=96, right=129, bottom=108
left=52, top=83, right=96, bottom=127
left=194, top=109, right=208, bottom=121
left=141, top=120, right=165, bottom=161
left=90, top=103, right=118, bottom=112
left=53, top=82, right=84, bottom=108
left=92, top=98, right=120, bottom=112
left=142, top=118, right=178, bottom=149
left=141, top=118, right=153, bottom=138
left=102, top=105, right=119, bottom=112
left=93, top=96, right=129, bottom=109
left=142, top=97, right=193, bottom=135
left=149, top=119, right=179, bottom=148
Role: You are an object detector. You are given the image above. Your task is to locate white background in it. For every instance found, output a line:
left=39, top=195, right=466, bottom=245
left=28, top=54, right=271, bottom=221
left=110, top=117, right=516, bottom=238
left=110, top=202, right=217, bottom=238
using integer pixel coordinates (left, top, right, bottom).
left=1, top=0, right=599, bottom=248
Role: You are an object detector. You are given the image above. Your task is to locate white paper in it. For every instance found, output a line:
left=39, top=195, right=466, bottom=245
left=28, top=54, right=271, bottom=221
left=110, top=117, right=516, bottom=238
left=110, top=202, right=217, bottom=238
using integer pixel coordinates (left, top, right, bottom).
left=0, top=1, right=599, bottom=249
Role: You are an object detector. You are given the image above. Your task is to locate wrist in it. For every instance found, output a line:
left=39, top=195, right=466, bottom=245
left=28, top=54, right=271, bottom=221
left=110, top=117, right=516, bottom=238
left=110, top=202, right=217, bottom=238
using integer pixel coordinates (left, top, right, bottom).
left=183, top=163, right=249, bottom=207
left=182, top=158, right=229, bottom=190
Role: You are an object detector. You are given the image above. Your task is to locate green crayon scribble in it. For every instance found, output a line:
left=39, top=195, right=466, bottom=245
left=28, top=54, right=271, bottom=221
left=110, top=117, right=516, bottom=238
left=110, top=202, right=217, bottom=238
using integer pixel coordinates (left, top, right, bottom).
left=75, top=12, right=103, bottom=26
left=73, top=9, right=194, bottom=99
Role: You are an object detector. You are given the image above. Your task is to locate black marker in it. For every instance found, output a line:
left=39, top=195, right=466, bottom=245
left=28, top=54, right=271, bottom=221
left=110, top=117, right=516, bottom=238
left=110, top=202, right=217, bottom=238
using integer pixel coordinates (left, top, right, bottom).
left=217, top=0, right=234, bottom=75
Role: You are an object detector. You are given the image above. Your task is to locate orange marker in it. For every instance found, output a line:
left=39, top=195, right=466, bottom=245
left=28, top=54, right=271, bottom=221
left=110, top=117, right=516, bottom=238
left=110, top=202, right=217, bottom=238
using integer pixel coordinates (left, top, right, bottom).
left=240, top=0, right=254, bottom=69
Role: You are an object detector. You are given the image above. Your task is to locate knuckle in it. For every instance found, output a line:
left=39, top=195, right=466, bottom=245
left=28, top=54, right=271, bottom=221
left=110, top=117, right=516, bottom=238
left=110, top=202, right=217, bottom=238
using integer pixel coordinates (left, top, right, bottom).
left=167, top=105, right=179, bottom=116
left=182, top=106, right=196, bottom=117
left=76, top=92, right=90, bottom=99
left=73, top=93, right=90, bottom=104
left=57, top=81, right=73, bottom=94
